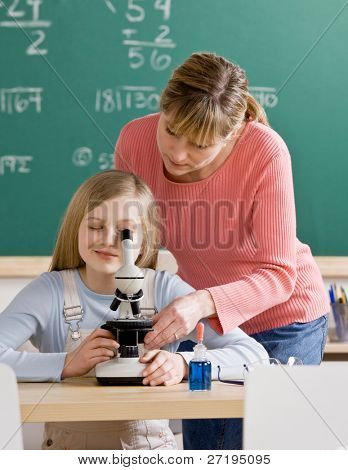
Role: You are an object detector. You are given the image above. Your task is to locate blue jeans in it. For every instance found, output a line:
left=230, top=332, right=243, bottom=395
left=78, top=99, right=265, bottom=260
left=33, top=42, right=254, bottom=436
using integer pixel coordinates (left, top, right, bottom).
left=181, top=314, right=329, bottom=450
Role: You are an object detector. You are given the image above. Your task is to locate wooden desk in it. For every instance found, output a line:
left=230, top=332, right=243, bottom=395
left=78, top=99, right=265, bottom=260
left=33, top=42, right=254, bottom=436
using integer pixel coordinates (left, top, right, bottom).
left=19, top=378, right=244, bottom=423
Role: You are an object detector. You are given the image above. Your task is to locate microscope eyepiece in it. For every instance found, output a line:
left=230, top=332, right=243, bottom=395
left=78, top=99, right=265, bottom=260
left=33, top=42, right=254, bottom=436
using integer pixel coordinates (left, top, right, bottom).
left=121, top=229, right=132, bottom=241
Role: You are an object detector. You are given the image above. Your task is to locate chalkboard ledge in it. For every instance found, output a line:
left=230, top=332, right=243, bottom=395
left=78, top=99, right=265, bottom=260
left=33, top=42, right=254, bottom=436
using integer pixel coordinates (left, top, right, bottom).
left=0, top=257, right=52, bottom=277
left=0, top=256, right=347, bottom=278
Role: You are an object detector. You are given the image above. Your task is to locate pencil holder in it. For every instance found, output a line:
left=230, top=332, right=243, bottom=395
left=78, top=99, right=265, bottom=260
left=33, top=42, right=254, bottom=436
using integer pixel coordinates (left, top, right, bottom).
left=330, top=303, right=348, bottom=342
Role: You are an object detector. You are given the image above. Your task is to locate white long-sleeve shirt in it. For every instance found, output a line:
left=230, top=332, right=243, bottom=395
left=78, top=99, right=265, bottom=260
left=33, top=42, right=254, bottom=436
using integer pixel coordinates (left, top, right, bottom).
left=0, top=269, right=268, bottom=382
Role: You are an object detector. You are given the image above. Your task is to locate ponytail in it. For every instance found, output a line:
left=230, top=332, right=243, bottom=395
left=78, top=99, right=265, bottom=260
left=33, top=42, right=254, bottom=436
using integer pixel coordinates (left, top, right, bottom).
left=245, top=93, right=269, bottom=126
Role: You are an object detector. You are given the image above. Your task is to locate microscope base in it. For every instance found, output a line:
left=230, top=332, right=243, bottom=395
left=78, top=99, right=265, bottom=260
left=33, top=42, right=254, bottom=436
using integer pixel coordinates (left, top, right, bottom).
left=96, top=376, right=144, bottom=386
left=95, top=356, right=146, bottom=386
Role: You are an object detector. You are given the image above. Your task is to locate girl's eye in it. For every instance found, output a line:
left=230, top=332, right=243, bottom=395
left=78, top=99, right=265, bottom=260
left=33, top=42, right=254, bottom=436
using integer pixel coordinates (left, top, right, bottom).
left=193, top=144, right=209, bottom=150
left=166, top=126, right=176, bottom=136
left=88, top=226, right=103, bottom=231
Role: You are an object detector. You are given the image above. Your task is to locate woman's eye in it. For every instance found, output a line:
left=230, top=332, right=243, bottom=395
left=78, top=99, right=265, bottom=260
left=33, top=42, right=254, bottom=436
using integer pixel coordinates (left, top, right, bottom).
left=88, top=226, right=103, bottom=231
left=194, top=143, right=209, bottom=150
left=166, top=126, right=176, bottom=136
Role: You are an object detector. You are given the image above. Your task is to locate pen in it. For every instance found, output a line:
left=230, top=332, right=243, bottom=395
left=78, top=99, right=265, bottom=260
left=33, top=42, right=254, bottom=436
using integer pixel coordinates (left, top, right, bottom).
left=340, top=287, right=345, bottom=304
left=330, top=284, right=335, bottom=302
left=329, top=286, right=335, bottom=304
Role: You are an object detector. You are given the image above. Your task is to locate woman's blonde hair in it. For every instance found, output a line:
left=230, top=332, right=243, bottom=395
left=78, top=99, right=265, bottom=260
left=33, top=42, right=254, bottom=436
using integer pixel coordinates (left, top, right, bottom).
left=160, top=52, right=269, bottom=147
left=49, top=170, right=160, bottom=272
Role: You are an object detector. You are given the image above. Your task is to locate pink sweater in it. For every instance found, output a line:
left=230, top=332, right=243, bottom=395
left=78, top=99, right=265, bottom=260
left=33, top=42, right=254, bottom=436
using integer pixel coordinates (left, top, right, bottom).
left=115, top=113, right=329, bottom=335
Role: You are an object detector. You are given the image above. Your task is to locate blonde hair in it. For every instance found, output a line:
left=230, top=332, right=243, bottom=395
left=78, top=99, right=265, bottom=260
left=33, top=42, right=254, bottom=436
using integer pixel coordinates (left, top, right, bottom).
left=49, top=170, right=160, bottom=272
left=160, top=52, right=269, bottom=147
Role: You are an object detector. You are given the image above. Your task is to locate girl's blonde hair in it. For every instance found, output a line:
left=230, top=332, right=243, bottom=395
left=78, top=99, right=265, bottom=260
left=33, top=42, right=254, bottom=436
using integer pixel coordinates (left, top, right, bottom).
left=160, top=52, right=269, bottom=148
left=49, top=170, right=160, bottom=272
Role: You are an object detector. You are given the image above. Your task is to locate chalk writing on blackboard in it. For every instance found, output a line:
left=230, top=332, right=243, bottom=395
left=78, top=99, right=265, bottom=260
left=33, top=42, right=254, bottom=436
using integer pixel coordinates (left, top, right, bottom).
left=72, top=148, right=93, bottom=168
left=0, top=155, right=33, bottom=175
left=120, top=0, right=174, bottom=71
left=0, top=0, right=50, bottom=56
left=154, top=0, right=171, bottom=21
left=72, top=148, right=113, bottom=171
left=104, top=0, right=116, bottom=15
left=249, top=87, right=278, bottom=108
left=0, top=87, right=42, bottom=114
left=98, top=152, right=114, bottom=171
left=95, top=85, right=160, bottom=113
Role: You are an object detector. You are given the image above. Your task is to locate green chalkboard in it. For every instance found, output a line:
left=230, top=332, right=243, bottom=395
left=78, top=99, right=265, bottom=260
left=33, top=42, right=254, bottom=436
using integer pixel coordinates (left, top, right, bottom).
left=0, top=0, right=347, bottom=255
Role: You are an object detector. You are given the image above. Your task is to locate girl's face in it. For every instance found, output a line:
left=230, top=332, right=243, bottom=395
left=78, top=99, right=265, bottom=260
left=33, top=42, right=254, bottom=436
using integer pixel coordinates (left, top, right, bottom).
left=78, top=196, right=143, bottom=276
left=156, top=112, right=229, bottom=177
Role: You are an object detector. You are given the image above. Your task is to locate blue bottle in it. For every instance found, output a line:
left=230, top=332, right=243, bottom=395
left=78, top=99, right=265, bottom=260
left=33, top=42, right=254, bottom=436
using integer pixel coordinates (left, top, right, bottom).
left=189, top=322, right=211, bottom=391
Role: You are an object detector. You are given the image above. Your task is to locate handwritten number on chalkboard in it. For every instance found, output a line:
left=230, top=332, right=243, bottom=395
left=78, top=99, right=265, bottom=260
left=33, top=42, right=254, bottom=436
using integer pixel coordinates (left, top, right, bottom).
left=126, top=0, right=145, bottom=23
left=7, top=0, right=25, bottom=17
left=96, top=89, right=115, bottom=113
left=98, top=153, right=113, bottom=171
left=128, top=47, right=145, bottom=69
left=27, top=0, right=42, bottom=22
left=155, top=25, right=171, bottom=44
left=27, top=30, right=47, bottom=55
left=4, top=0, right=42, bottom=20
left=150, top=49, right=171, bottom=71
left=154, top=0, right=171, bottom=21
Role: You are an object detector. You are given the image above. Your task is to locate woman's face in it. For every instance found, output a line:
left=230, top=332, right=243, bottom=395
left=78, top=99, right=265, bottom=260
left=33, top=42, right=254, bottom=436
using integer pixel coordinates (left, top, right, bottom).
left=156, top=112, right=229, bottom=177
left=78, top=196, right=143, bottom=276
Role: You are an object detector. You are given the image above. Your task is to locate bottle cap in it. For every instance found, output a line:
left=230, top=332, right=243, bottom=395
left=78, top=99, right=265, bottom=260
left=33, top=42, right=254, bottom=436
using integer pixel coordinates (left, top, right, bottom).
left=196, top=322, right=204, bottom=343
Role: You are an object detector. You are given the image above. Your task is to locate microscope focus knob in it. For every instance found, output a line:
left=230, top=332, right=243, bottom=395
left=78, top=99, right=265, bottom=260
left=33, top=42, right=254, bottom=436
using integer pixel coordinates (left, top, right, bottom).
left=120, top=345, right=139, bottom=358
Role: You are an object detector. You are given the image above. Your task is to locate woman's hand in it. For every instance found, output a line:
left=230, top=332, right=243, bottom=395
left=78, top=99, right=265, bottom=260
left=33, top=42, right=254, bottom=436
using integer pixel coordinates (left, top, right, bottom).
left=139, top=349, right=188, bottom=386
left=144, top=290, right=217, bottom=349
left=61, top=328, right=119, bottom=379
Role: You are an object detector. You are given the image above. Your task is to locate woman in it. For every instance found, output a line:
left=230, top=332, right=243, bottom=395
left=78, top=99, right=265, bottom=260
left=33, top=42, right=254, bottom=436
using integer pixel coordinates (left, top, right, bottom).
left=114, top=52, right=330, bottom=449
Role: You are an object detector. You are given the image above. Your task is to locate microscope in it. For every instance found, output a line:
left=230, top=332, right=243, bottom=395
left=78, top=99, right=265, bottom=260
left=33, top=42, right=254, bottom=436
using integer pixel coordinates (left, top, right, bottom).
left=95, top=229, right=155, bottom=385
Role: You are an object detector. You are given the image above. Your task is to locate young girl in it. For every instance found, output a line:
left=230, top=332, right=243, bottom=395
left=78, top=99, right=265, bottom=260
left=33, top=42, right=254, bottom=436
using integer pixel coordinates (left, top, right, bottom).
left=0, top=170, right=268, bottom=450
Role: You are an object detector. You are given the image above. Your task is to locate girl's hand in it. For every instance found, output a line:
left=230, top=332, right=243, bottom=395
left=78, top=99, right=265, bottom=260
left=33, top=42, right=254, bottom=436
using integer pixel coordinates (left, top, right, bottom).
left=144, top=290, right=217, bottom=349
left=139, top=350, right=188, bottom=386
left=61, top=328, right=119, bottom=379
